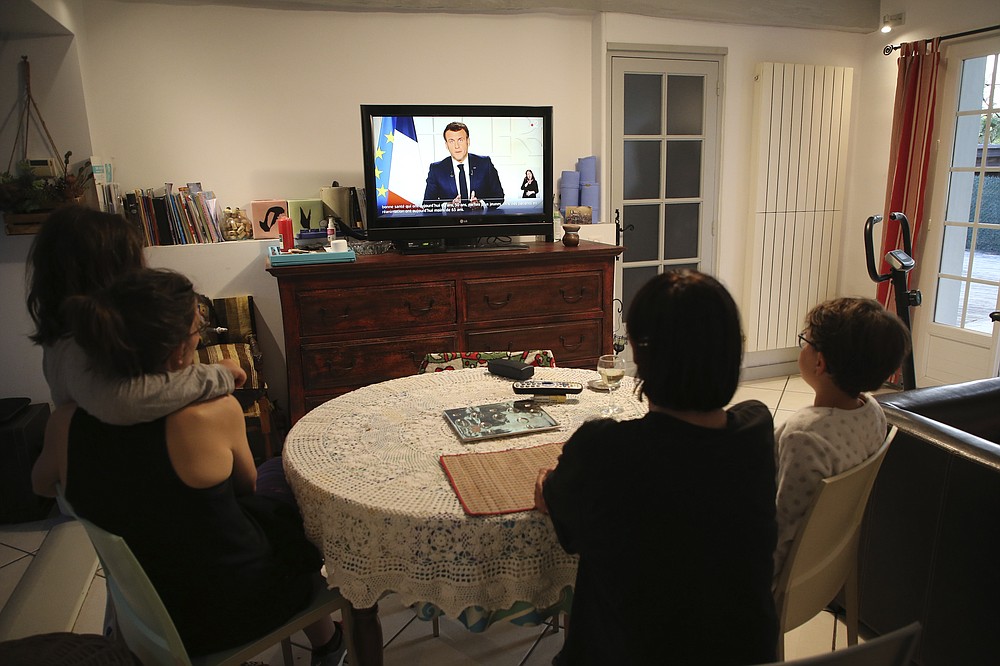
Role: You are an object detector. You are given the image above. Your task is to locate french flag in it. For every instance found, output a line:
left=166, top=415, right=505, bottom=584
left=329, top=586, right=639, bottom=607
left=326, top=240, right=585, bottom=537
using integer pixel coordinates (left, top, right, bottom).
left=375, top=116, right=424, bottom=211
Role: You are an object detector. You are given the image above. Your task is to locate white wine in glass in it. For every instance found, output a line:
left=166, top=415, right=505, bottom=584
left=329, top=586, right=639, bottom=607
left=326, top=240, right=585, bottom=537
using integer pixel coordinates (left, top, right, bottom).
left=597, top=354, right=626, bottom=416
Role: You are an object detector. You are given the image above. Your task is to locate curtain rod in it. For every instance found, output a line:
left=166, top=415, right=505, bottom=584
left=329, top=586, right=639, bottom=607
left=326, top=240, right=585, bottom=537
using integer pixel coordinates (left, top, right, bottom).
left=883, top=23, right=1000, bottom=55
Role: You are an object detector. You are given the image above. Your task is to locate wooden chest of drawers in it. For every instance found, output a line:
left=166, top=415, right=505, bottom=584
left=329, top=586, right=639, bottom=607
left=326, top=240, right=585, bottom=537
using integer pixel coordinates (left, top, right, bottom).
left=268, top=240, right=622, bottom=423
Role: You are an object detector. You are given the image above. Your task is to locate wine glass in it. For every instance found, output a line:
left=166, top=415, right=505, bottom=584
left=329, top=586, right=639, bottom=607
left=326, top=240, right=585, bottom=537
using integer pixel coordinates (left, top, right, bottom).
left=597, top=354, right=626, bottom=416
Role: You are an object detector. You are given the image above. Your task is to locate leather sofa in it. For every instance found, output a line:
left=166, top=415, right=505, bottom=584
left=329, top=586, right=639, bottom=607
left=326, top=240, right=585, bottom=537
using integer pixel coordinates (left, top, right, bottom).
left=860, top=378, right=1000, bottom=665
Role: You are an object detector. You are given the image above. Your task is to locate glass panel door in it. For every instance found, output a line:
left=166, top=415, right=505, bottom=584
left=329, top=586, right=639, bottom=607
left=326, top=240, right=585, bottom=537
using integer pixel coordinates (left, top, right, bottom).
left=611, top=56, right=720, bottom=317
left=915, top=37, right=1000, bottom=384
left=935, top=52, right=999, bottom=332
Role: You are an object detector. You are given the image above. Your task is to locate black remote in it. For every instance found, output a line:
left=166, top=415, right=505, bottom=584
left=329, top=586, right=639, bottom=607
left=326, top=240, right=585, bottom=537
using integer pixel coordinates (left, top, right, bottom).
left=512, top=380, right=584, bottom=395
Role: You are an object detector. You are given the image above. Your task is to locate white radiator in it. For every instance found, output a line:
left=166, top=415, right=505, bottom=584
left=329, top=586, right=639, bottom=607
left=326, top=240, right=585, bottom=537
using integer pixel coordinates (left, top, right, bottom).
left=745, top=62, right=853, bottom=352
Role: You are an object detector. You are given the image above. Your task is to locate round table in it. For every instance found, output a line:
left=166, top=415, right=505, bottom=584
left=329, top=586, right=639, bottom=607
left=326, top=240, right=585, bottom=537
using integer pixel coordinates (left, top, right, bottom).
left=283, top=367, right=646, bottom=629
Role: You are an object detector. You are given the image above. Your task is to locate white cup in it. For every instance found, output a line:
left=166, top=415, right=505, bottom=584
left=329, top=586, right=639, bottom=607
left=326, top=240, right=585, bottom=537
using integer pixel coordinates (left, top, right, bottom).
left=329, top=239, right=349, bottom=252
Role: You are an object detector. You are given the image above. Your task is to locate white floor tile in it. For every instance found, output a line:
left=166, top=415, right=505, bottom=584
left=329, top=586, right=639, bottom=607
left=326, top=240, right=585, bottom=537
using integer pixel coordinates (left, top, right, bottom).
left=731, top=386, right=784, bottom=410
left=0, top=543, right=29, bottom=568
left=784, top=375, right=813, bottom=394
left=783, top=610, right=837, bottom=660
left=72, top=574, right=108, bottom=635
left=740, top=376, right=789, bottom=391
left=0, top=554, right=32, bottom=610
left=0, top=515, right=63, bottom=555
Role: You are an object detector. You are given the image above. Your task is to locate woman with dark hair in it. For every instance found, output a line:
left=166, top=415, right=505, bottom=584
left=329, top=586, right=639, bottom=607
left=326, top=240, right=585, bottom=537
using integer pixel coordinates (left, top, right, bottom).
left=26, top=206, right=241, bottom=423
left=32, top=268, right=347, bottom=665
left=535, top=269, right=778, bottom=665
left=520, top=169, right=539, bottom=198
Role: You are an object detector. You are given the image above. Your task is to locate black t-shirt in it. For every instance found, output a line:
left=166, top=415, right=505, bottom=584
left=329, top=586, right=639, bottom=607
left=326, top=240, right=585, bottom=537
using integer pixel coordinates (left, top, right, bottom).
left=543, top=401, right=778, bottom=665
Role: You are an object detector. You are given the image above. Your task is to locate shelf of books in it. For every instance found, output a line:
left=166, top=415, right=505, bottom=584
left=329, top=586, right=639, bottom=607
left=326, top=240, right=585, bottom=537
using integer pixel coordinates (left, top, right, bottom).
left=121, top=182, right=225, bottom=246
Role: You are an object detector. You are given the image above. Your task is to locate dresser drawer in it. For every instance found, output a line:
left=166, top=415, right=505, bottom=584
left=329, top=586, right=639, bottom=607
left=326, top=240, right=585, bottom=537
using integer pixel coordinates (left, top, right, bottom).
left=465, top=320, right=602, bottom=364
left=301, top=334, right=458, bottom=389
left=298, top=283, right=457, bottom=337
left=464, top=273, right=603, bottom=323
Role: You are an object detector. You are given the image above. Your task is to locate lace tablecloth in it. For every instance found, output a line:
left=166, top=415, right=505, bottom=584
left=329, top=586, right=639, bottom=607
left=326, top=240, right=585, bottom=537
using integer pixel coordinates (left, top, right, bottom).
left=283, top=367, right=646, bottom=618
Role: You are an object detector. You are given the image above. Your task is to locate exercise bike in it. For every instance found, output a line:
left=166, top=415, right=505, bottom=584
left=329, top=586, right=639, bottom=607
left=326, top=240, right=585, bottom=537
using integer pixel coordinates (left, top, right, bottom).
left=864, top=212, right=921, bottom=390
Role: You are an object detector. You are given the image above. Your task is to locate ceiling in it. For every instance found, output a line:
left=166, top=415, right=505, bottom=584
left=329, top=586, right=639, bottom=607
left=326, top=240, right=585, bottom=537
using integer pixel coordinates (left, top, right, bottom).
left=3, top=0, right=881, bottom=37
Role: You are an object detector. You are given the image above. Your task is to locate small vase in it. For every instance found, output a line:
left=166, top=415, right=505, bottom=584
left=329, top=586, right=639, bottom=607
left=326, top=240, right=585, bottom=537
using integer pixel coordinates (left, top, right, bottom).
left=561, top=223, right=581, bottom=247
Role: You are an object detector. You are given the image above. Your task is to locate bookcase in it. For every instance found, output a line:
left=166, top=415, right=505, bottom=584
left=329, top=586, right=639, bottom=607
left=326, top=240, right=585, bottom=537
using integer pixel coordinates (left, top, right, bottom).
left=268, top=240, right=623, bottom=424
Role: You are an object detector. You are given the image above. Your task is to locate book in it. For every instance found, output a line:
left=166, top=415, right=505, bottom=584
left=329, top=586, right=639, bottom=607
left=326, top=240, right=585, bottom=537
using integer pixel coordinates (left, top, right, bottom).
left=149, top=194, right=175, bottom=245
left=349, top=187, right=367, bottom=228
left=442, top=400, right=559, bottom=443
left=122, top=191, right=149, bottom=246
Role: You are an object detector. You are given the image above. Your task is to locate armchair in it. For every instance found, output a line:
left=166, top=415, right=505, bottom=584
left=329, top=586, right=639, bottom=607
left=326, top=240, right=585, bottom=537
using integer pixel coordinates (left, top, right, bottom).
left=860, top=378, right=1000, bottom=665
left=195, top=295, right=277, bottom=459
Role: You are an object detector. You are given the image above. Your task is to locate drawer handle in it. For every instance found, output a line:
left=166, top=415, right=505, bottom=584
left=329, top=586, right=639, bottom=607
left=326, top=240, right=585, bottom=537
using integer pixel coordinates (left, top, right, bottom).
left=323, top=357, right=356, bottom=373
left=559, top=287, right=585, bottom=303
left=319, top=305, right=351, bottom=321
left=404, top=299, right=436, bottom=316
left=559, top=334, right=584, bottom=351
left=484, top=293, right=512, bottom=309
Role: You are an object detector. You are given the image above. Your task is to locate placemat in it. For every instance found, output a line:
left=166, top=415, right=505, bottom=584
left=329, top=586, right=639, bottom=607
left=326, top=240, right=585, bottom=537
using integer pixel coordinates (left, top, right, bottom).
left=441, top=442, right=564, bottom=516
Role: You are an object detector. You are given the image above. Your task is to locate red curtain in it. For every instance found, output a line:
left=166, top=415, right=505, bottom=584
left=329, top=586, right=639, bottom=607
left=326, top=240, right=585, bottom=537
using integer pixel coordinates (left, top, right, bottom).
left=877, top=38, right=941, bottom=308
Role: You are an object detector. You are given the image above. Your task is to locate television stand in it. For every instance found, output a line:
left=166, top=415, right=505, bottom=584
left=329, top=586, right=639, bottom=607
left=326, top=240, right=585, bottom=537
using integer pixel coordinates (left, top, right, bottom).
left=267, top=240, right=624, bottom=423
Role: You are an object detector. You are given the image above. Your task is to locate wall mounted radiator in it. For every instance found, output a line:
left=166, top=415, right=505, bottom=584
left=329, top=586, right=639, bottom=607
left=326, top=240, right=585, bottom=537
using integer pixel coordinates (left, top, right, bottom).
left=745, top=62, right=854, bottom=353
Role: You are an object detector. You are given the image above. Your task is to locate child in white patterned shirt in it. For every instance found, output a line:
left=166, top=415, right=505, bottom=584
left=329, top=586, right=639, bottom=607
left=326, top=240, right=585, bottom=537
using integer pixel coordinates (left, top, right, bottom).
left=773, top=297, right=910, bottom=581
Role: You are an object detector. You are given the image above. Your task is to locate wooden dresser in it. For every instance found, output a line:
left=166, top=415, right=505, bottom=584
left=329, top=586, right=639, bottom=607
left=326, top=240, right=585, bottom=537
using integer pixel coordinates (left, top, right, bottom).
left=268, top=240, right=623, bottom=424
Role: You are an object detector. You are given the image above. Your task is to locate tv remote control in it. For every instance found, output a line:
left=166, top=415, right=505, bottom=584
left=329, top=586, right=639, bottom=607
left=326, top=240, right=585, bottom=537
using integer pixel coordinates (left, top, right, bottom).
left=512, top=380, right=584, bottom=395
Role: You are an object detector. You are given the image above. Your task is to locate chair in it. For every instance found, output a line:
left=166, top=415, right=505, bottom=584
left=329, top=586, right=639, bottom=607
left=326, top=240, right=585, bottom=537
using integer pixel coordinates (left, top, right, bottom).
left=773, top=427, right=897, bottom=660
left=763, top=621, right=920, bottom=666
left=194, top=294, right=277, bottom=458
left=418, top=349, right=557, bottom=373
left=73, top=516, right=357, bottom=666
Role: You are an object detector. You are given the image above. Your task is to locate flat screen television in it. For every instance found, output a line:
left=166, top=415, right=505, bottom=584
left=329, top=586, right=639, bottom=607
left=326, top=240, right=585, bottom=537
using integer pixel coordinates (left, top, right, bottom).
left=359, top=104, right=554, bottom=252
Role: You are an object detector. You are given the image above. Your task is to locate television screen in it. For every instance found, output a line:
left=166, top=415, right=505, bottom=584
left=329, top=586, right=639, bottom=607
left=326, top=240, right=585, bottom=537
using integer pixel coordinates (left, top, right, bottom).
left=360, top=104, right=553, bottom=250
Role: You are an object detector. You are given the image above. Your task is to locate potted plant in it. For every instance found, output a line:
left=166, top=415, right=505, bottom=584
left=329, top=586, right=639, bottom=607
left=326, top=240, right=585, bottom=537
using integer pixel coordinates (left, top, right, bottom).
left=1, top=151, right=93, bottom=234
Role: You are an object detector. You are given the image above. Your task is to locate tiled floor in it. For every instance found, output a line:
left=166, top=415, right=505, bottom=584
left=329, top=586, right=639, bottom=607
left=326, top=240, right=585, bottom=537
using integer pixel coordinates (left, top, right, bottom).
left=0, top=375, right=863, bottom=664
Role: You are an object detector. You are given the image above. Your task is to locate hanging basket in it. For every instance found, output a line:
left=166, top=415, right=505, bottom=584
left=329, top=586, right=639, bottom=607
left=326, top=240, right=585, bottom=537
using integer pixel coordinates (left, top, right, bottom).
left=4, top=211, right=49, bottom=235
left=2, top=56, right=90, bottom=233
left=3, top=197, right=84, bottom=235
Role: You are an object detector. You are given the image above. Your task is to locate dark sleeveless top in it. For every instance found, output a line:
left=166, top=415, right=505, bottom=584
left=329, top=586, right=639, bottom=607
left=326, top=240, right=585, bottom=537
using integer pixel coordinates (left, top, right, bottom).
left=65, top=409, right=316, bottom=655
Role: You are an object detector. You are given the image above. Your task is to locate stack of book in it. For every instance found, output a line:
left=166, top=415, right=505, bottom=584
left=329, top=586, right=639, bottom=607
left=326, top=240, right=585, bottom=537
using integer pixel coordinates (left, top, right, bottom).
left=122, top=182, right=224, bottom=246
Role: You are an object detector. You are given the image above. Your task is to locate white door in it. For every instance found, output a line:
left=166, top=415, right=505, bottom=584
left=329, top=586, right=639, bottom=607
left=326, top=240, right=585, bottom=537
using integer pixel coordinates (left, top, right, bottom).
left=915, top=36, right=1000, bottom=386
left=609, top=54, right=721, bottom=317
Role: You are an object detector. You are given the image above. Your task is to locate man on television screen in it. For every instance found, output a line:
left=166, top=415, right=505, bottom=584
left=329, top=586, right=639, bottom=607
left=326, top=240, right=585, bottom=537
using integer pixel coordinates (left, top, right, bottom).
left=422, top=122, right=505, bottom=212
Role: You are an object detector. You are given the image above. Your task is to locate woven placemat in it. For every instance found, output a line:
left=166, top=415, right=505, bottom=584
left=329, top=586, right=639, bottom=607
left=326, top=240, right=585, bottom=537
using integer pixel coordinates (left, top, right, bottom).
left=441, top=442, right=564, bottom=516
